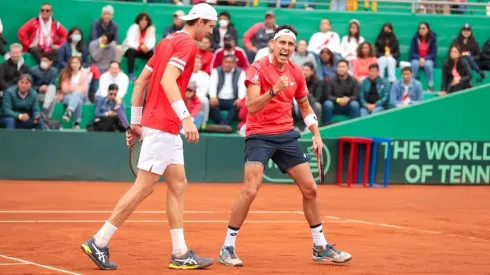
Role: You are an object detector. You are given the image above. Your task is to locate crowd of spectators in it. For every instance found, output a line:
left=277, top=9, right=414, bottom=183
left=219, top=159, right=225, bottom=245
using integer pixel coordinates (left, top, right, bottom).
left=0, top=1, right=489, bottom=133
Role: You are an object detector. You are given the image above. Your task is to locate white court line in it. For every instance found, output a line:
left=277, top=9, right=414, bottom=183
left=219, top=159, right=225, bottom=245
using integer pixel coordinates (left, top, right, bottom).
left=0, top=263, right=29, bottom=266
left=0, top=254, right=81, bottom=275
left=327, top=216, right=488, bottom=242
left=0, top=219, right=349, bottom=224
left=0, top=210, right=301, bottom=214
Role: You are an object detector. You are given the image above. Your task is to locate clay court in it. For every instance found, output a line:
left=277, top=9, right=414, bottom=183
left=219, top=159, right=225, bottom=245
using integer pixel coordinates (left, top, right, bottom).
left=0, top=180, right=489, bottom=274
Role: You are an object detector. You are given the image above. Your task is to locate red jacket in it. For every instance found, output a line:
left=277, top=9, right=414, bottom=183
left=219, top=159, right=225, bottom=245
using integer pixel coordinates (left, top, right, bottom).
left=18, top=17, right=68, bottom=52
left=237, top=98, right=248, bottom=130
left=185, top=95, right=201, bottom=118
left=210, top=46, right=249, bottom=72
left=197, top=48, right=213, bottom=75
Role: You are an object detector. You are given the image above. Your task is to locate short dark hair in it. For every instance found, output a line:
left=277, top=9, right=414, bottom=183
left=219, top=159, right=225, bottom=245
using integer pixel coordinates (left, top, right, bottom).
left=219, top=11, right=230, bottom=20
left=369, top=63, right=379, bottom=71
left=109, top=60, right=120, bottom=68
left=40, top=53, right=52, bottom=61
left=337, top=59, right=349, bottom=67
left=108, top=84, right=119, bottom=91
left=401, top=66, right=412, bottom=73
left=104, top=32, right=115, bottom=43
left=186, top=18, right=210, bottom=26
left=302, top=62, right=315, bottom=71
left=273, top=25, right=298, bottom=38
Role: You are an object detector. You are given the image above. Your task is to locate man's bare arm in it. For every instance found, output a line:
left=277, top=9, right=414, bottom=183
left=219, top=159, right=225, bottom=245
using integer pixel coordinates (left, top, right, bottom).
left=246, top=84, right=274, bottom=115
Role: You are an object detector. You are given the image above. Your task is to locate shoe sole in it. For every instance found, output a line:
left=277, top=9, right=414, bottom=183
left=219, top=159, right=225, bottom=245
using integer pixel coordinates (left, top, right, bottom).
left=218, top=257, right=243, bottom=267
left=168, top=261, right=214, bottom=270
left=312, top=255, right=353, bottom=263
left=80, top=243, right=117, bottom=270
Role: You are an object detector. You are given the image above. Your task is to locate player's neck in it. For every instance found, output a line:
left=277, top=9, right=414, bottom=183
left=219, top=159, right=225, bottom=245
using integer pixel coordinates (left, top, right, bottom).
left=182, top=25, right=195, bottom=39
left=271, top=57, right=286, bottom=71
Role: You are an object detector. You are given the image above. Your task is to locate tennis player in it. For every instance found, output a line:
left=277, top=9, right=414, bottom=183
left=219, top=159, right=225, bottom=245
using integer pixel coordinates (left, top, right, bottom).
left=218, top=25, right=352, bottom=266
left=81, top=4, right=218, bottom=270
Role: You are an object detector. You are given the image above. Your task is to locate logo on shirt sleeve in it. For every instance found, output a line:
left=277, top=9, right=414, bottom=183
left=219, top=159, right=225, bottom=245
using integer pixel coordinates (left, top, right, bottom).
left=251, top=71, right=260, bottom=84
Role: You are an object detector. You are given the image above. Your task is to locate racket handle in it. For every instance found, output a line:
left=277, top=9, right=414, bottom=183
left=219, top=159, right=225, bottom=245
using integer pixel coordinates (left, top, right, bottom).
left=115, top=106, right=131, bottom=130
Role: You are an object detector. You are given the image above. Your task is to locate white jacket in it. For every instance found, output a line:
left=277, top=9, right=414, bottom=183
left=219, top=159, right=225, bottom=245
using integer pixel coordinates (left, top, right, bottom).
left=340, top=35, right=365, bottom=61
left=122, top=24, right=156, bottom=54
left=307, top=31, right=341, bottom=55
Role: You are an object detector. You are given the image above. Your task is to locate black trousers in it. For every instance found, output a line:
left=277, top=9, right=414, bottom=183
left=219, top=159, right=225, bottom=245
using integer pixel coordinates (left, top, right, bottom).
left=124, top=48, right=154, bottom=74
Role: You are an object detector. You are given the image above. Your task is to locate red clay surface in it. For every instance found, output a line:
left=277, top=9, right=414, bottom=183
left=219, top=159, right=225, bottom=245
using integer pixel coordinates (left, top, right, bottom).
left=0, top=180, right=489, bottom=274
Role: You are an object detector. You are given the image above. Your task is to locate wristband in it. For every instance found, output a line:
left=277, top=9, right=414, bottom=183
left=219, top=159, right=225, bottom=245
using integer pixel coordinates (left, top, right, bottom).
left=18, top=114, right=22, bottom=120
left=269, top=88, right=276, bottom=97
left=171, top=100, right=191, bottom=121
left=304, top=113, right=318, bottom=128
left=131, top=106, right=143, bottom=124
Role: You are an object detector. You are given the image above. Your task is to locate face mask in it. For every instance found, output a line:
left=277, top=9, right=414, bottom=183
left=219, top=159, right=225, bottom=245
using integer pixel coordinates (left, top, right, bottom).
left=71, top=34, right=82, bottom=43
left=384, top=31, right=392, bottom=37
left=224, top=43, right=232, bottom=50
left=219, top=19, right=229, bottom=28
left=40, top=61, right=49, bottom=70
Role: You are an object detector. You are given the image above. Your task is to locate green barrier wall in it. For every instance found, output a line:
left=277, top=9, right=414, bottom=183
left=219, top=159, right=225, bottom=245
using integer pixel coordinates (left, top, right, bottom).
left=4, top=0, right=490, bottom=66
left=303, top=83, right=490, bottom=141
left=0, top=130, right=488, bottom=184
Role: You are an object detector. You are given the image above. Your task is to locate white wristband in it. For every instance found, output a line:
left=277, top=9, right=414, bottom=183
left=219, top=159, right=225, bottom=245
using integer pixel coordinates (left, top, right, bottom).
left=304, top=113, right=318, bottom=128
left=171, top=100, right=191, bottom=121
left=131, top=106, right=143, bottom=125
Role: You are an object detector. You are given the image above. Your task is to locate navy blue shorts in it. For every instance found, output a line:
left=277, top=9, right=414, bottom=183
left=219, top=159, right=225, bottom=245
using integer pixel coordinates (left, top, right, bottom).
left=244, top=130, right=310, bottom=173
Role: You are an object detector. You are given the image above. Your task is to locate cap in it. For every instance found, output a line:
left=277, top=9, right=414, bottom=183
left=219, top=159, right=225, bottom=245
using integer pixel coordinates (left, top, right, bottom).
left=187, top=81, right=197, bottom=92
left=178, top=3, right=218, bottom=21
left=265, top=11, right=275, bottom=17
left=19, top=74, right=32, bottom=83
left=174, top=10, right=185, bottom=17
left=463, top=23, right=471, bottom=29
left=349, top=19, right=360, bottom=26
left=224, top=33, right=236, bottom=41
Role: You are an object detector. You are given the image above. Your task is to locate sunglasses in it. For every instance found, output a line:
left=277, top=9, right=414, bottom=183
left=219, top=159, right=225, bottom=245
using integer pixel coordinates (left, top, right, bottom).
left=108, top=92, right=117, bottom=96
left=40, top=9, right=51, bottom=12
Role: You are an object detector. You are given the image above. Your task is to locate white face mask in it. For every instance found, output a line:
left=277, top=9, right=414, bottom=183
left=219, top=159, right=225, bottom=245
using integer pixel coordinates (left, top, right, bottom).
left=219, top=19, right=229, bottom=28
left=40, top=61, right=49, bottom=70
left=71, top=34, right=82, bottom=43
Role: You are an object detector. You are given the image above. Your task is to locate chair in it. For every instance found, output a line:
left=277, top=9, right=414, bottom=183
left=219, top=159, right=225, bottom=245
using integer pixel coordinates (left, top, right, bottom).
left=368, top=137, right=393, bottom=187
left=337, top=137, right=373, bottom=187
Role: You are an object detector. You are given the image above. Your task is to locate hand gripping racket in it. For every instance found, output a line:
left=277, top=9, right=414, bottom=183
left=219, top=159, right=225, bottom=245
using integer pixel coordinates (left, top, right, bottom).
left=115, top=107, right=141, bottom=177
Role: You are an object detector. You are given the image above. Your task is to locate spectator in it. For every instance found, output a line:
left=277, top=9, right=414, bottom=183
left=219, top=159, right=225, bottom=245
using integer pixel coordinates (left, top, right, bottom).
left=323, top=60, right=360, bottom=125
left=92, top=84, right=125, bottom=132
left=291, top=39, right=317, bottom=68
left=208, top=55, right=246, bottom=125
left=211, top=11, right=238, bottom=51
left=0, top=18, right=7, bottom=60
left=352, top=42, right=377, bottom=82
left=480, top=38, right=490, bottom=71
left=122, top=12, right=155, bottom=80
left=243, top=11, right=277, bottom=62
left=237, top=97, right=247, bottom=137
left=375, top=23, right=400, bottom=83
left=58, top=27, right=89, bottom=70
left=0, top=74, right=43, bottom=130
left=163, top=10, right=184, bottom=38
left=197, top=36, right=213, bottom=74
left=30, top=53, right=57, bottom=117
left=293, top=62, right=322, bottom=130
left=211, top=34, right=249, bottom=71
left=89, top=32, right=118, bottom=73
left=184, top=82, right=205, bottom=131
left=0, top=43, right=30, bottom=92
left=410, top=22, right=437, bottom=91
left=316, top=46, right=337, bottom=82
left=59, top=56, right=89, bottom=129
left=254, top=35, right=273, bottom=62
left=307, top=19, right=341, bottom=56
left=390, top=66, right=423, bottom=107
left=96, top=61, right=129, bottom=99
left=90, top=5, right=119, bottom=43
left=439, top=45, right=472, bottom=96
left=340, top=19, right=364, bottom=63
left=360, top=63, right=389, bottom=117
left=17, top=2, right=68, bottom=64
left=189, top=56, right=210, bottom=124
left=331, top=0, right=347, bottom=11
left=451, top=24, right=486, bottom=79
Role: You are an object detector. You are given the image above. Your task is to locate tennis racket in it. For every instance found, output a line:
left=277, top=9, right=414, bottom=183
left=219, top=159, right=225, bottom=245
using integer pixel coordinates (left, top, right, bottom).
left=115, top=107, right=141, bottom=177
left=315, top=145, right=326, bottom=184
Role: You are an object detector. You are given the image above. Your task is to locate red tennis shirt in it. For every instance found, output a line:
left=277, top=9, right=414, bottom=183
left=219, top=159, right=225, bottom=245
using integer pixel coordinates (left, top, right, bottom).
left=244, top=55, right=309, bottom=137
left=141, top=31, right=197, bottom=135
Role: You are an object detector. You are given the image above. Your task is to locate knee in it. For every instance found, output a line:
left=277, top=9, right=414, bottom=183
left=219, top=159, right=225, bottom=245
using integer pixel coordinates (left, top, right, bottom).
left=301, top=183, right=318, bottom=201
left=168, top=178, right=187, bottom=198
left=411, top=59, right=419, bottom=67
left=349, top=100, right=360, bottom=110
left=241, top=186, right=258, bottom=202
left=323, top=100, right=334, bottom=111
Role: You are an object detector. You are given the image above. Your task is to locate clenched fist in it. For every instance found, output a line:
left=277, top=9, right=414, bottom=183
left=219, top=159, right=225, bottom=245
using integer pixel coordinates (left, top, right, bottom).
left=272, top=75, right=289, bottom=95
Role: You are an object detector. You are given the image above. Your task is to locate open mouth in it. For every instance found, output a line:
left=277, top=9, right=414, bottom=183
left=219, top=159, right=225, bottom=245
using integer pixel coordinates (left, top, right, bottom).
left=280, top=52, right=288, bottom=58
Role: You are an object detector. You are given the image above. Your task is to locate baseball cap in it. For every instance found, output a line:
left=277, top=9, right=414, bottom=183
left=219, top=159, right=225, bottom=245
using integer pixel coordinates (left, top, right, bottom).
left=174, top=10, right=185, bottom=17
left=265, top=11, right=275, bottom=17
left=178, top=3, right=218, bottom=21
left=463, top=23, right=471, bottom=30
left=19, top=74, right=32, bottom=83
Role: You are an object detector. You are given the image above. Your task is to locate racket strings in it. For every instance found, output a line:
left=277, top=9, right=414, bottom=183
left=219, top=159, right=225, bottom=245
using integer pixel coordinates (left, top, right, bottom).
left=130, top=141, right=142, bottom=176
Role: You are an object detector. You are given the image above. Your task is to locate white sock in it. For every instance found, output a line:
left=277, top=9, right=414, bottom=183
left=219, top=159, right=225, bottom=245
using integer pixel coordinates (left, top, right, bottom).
left=224, top=226, right=239, bottom=247
left=170, top=228, right=188, bottom=255
left=310, top=224, right=327, bottom=247
left=94, top=221, right=118, bottom=248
